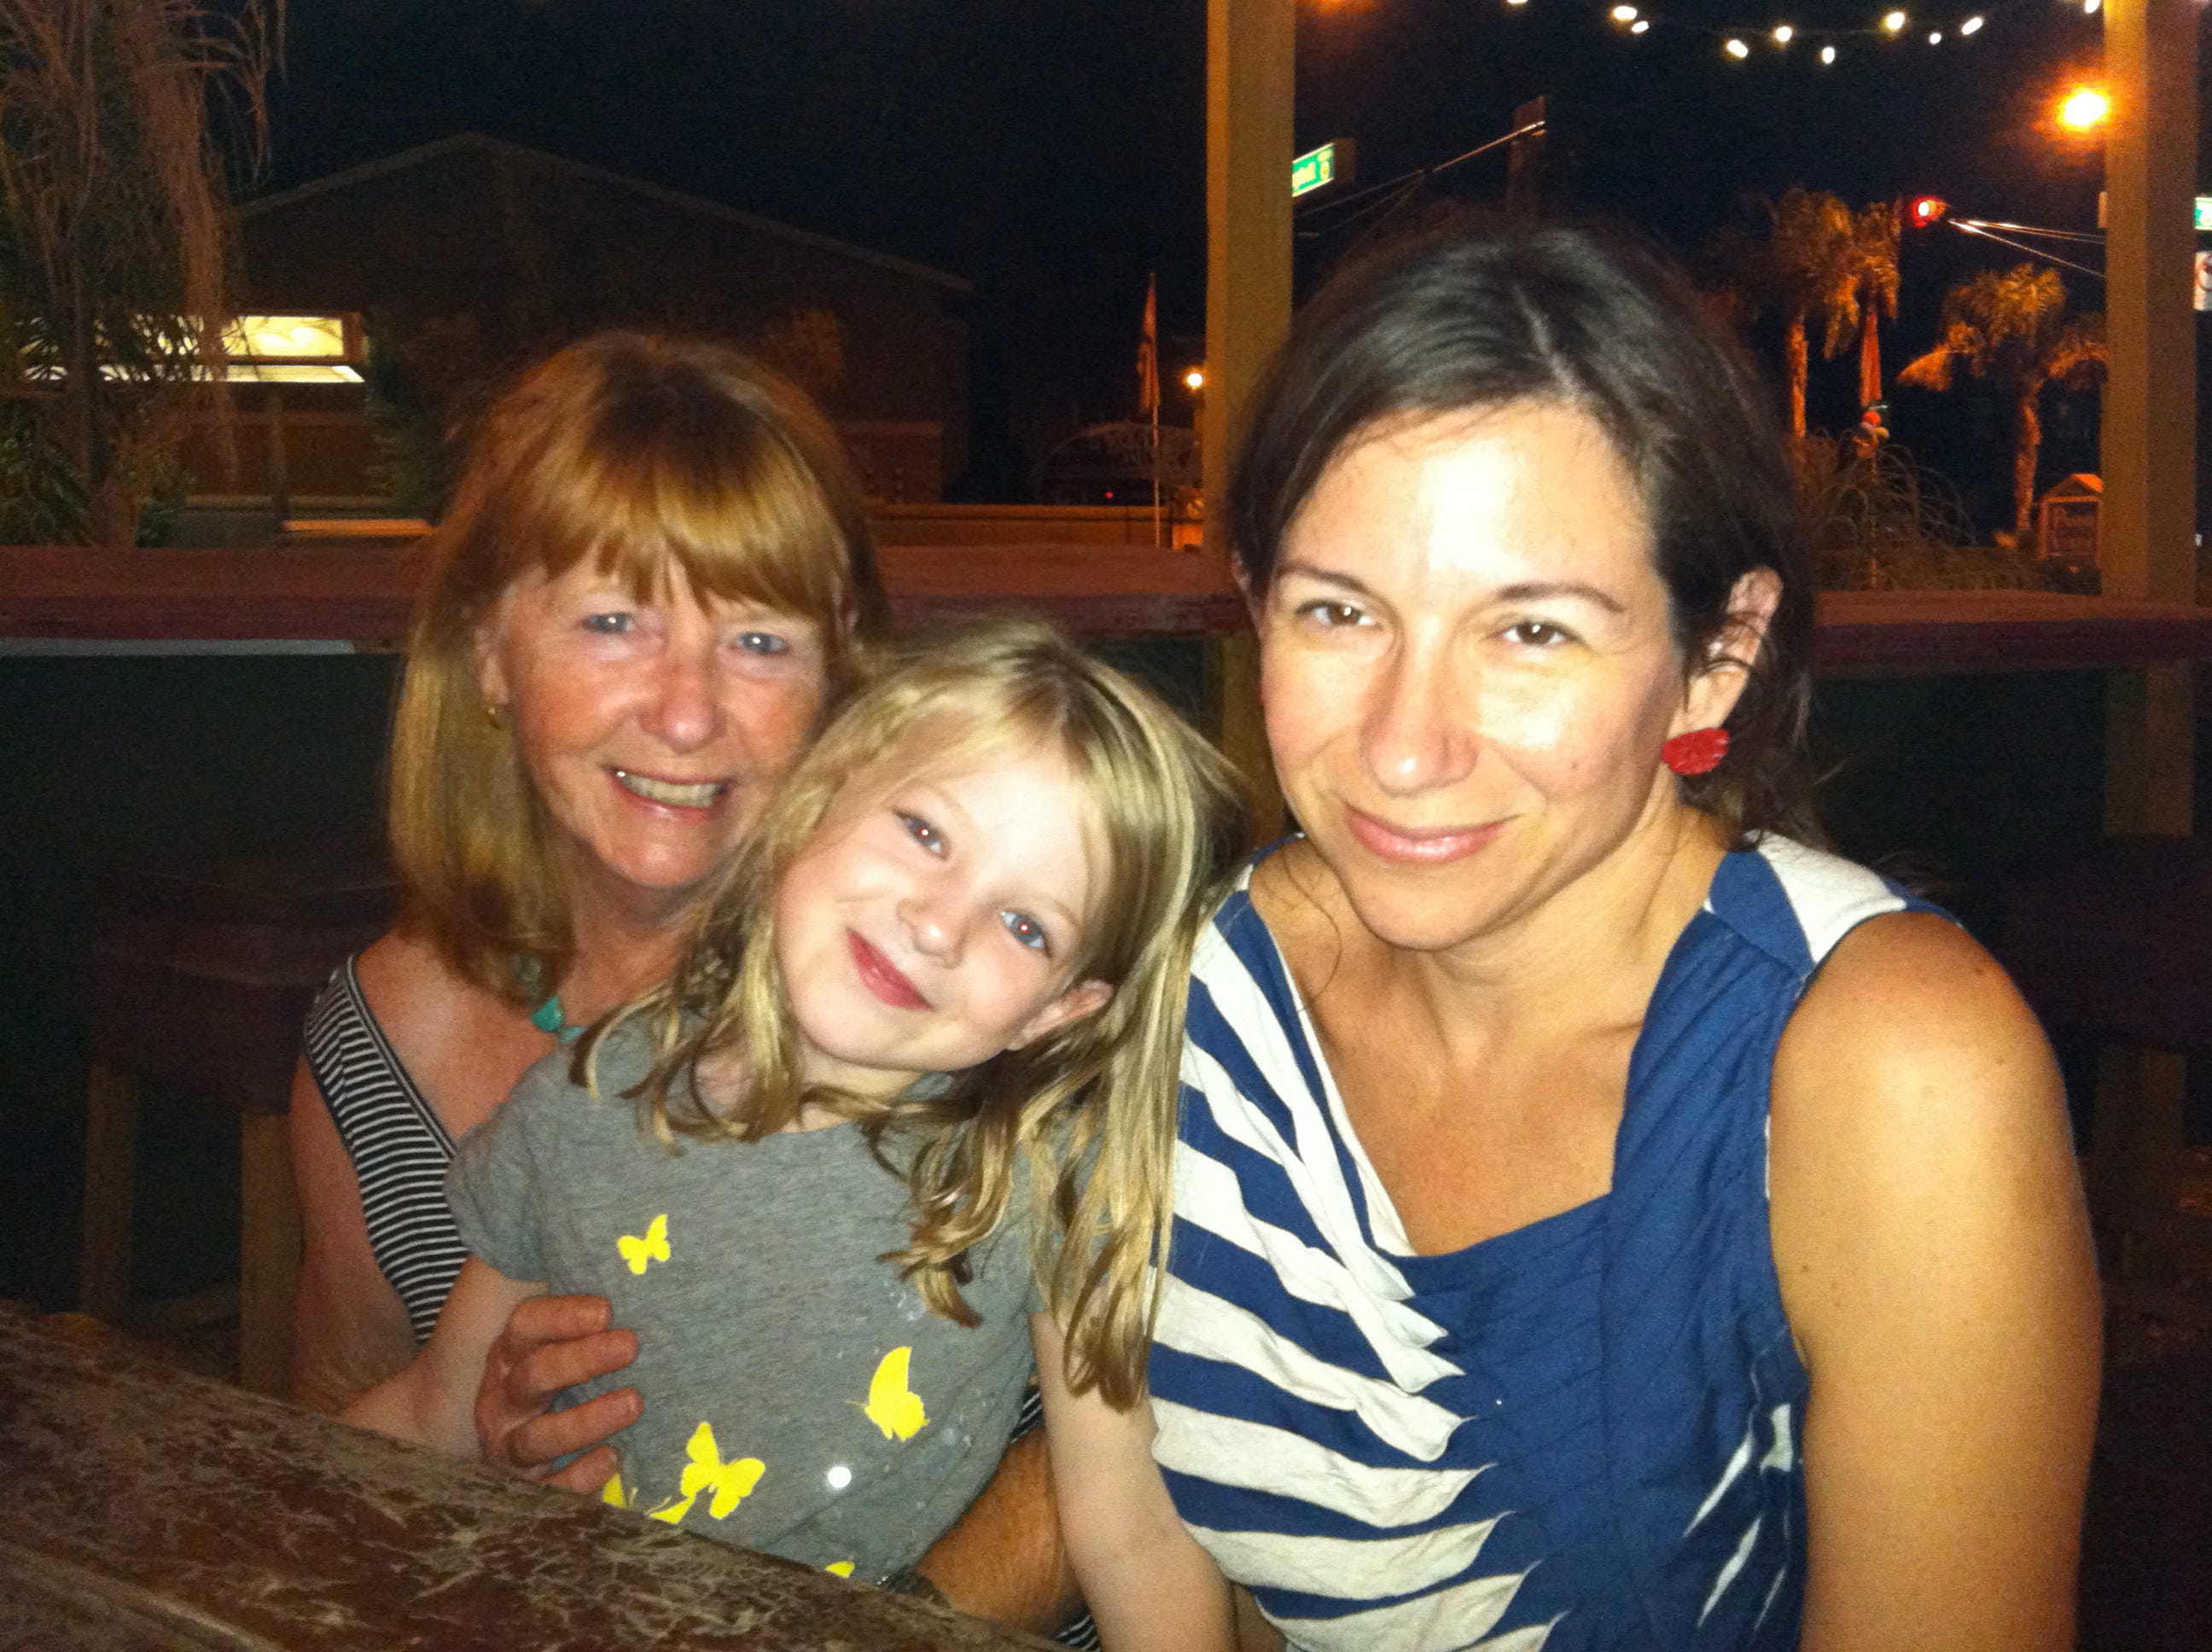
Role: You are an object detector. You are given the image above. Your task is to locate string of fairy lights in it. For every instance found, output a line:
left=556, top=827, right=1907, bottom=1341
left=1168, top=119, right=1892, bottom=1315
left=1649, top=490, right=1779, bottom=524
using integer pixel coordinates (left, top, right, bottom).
left=1500, top=0, right=2104, bottom=63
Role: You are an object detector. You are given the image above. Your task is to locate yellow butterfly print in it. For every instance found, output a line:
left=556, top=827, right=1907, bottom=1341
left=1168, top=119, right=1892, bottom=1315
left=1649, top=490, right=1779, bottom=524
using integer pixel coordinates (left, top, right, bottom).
left=646, top=1422, right=765, bottom=1523
left=824, top=1562, right=856, bottom=1578
left=600, top=1474, right=633, bottom=1509
left=616, top=1213, right=671, bottom=1276
left=860, top=1346, right=929, bottom=1441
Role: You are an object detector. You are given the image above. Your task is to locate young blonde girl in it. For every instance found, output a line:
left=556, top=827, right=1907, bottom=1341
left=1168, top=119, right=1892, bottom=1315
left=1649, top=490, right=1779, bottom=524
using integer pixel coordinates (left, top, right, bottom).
left=346, top=616, right=1242, bottom=1591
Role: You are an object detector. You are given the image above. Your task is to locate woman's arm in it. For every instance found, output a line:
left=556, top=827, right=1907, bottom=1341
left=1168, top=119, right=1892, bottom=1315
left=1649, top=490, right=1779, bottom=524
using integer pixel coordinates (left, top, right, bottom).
left=345, top=1256, right=547, bottom=1456
left=288, top=1056, right=419, bottom=1412
left=1032, top=1313, right=1235, bottom=1652
left=1770, top=912, right=2100, bottom=1652
left=914, top=1423, right=1086, bottom=1632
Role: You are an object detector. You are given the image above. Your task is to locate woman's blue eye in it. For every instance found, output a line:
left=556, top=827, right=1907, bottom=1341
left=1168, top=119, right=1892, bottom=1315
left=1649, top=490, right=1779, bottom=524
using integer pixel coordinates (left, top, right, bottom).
left=898, top=812, right=942, bottom=853
left=736, top=631, right=788, bottom=655
left=1001, top=910, right=1050, bottom=952
left=581, top=612, right=634, bottom=636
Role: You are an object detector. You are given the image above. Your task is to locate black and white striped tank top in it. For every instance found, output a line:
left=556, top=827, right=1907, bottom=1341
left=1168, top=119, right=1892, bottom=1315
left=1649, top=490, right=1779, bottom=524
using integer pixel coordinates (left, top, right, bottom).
left=302, top=955, right=469, bottom=1344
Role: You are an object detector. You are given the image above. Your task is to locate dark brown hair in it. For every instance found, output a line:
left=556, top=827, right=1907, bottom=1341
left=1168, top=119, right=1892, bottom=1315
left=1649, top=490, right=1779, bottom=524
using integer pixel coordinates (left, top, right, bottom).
left=1228, top=211, right=1816, bottom=842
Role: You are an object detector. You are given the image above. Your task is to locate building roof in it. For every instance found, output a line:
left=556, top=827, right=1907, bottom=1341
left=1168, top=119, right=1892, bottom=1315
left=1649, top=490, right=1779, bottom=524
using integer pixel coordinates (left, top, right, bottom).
left=238, top=132, right=970, bottom=295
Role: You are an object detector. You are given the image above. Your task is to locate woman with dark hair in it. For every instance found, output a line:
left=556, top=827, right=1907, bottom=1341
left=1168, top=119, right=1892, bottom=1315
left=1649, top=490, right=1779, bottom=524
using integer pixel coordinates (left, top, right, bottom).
left=1043, top=218, right=2098, bottom=1650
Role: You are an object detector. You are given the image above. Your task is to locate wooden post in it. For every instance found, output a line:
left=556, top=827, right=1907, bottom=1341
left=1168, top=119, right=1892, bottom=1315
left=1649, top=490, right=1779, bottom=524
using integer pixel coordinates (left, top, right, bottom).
left=77, top=1062, right=138, bottom=1326
left=2099, top=0, right=2197, bottom=615
left=236, top=1112, right=300, bottom=1397
left=265, top=384, right=293, bottom=532
left=2095, top=0, right=2197, bottom=1323
left=1204, top=0, right=1294, bottom=840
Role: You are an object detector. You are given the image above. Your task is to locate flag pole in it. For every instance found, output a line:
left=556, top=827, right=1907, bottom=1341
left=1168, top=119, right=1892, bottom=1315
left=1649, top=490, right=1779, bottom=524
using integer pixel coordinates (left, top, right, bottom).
left=1139, top=273, right=1162, bottom=549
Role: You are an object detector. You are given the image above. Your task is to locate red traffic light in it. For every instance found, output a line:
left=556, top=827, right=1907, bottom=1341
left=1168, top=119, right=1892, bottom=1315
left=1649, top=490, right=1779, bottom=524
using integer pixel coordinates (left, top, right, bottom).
left=1907, top=195, right=1949, bottom=228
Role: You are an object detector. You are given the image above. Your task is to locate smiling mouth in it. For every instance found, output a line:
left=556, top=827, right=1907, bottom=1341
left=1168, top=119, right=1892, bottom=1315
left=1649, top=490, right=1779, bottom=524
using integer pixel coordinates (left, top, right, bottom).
left=612, top=769, right=731, bottom=810
left=1344, top=805, right=1505, bottom=866
left=847, top=931, right=930, bottom=1011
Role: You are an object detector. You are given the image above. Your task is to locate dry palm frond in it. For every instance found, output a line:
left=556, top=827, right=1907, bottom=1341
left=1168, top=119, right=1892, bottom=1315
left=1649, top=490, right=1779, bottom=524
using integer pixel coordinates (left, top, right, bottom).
left=1892, top=264, right=2103, bottom=542
left=0, top=0, right=282, bottom=543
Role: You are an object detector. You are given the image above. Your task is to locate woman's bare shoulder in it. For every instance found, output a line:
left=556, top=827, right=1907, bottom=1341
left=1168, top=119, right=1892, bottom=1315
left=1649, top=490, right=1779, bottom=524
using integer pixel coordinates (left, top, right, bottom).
left=1767, top=908, right=2081, bottom=1349
left=355, top=929, right=486, bottom=1038
left=352, top=929, right=543, bottom=1131
left=1776, top=910, right=2045, bottom=1098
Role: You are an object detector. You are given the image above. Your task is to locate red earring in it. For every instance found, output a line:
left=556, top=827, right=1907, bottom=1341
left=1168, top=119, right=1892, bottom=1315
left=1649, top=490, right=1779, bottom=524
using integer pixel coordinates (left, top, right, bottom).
left=1662, top=727, right=1729, bottom=776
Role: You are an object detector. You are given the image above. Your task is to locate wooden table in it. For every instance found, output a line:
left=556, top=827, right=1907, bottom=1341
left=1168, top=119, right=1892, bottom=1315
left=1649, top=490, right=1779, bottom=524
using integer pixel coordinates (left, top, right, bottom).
left=0, top=1307, right=1051, bottom=1651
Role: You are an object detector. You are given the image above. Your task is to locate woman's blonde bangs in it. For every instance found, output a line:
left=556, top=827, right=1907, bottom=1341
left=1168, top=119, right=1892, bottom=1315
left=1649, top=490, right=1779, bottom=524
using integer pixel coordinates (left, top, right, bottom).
left=458, top=340, right=875, bottom=668
left=388, top=332, right=882, bottom=1003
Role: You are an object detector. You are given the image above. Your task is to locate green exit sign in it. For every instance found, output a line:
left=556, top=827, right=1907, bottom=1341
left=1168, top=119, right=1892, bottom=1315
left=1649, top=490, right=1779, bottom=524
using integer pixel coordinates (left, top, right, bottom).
left=1292, top=143, right=1338, bottom=198
left=1290, top=139, right=1357, bottom=198
left=2197, top=195, right=2212, bottom=231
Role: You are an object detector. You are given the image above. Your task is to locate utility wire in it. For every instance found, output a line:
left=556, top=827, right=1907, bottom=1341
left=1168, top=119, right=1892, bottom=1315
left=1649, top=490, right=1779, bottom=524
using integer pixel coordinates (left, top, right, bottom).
left=1301, top=173, right=1430, bottom=243
left=1957, top=218, right=2105, bottom=245
left=1950, top=219, right=2104, bottom=280
left=1296, top=119, right=1544, bottom=227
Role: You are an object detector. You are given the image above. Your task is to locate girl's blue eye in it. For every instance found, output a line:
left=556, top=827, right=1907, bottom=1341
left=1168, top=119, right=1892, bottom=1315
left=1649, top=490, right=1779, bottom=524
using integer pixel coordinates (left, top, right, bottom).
left=1001, top=910, right=1050, bottom=952
left=898, top=812, right=942, bottom=853
left=736, top=631, right=787, bottom=655
left=581, top=612, right=634, bottom=636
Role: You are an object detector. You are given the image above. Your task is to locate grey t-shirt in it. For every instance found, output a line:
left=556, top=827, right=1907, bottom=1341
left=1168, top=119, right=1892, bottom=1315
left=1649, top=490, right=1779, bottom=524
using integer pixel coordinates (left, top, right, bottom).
left=447, top=1028, right=1038, bottom=1583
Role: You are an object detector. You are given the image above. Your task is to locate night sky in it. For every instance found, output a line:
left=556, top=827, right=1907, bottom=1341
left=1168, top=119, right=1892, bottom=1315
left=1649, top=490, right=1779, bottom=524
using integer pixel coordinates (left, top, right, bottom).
left=259, top=0, right=2151, bottom=504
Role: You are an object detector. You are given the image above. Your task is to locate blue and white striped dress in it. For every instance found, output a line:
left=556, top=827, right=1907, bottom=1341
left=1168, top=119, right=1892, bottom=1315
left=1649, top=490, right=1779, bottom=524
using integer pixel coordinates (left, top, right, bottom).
left=1154, top=835, right=1934, bottom=1650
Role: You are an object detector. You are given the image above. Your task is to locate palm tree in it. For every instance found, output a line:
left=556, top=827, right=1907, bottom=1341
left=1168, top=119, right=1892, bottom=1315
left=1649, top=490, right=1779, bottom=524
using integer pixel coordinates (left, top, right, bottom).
left=1831, top=201, right=1900, bottom=410
left=1743, top=187, right=1858, bottom=438
left=0, top=0, right=278, bottom=544
left=1897, top=265, right=2106, bottom=544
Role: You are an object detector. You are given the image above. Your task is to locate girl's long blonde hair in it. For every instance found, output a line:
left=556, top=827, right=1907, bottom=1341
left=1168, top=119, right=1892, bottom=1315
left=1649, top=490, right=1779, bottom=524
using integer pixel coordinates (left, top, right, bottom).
left=585, top=617, right=1244, bottom=1408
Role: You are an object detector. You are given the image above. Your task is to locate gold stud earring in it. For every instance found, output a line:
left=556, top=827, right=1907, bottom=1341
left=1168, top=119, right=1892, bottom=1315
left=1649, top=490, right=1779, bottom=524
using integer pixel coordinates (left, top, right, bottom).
left=483, top=701, right=507, bottom=730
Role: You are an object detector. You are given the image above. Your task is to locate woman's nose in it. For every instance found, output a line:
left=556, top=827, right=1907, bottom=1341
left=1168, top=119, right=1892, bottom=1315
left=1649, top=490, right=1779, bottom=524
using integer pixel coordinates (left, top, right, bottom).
left=638, top=641, right=722, bottom=752
left=1360, top=645, right=1476, bottom=797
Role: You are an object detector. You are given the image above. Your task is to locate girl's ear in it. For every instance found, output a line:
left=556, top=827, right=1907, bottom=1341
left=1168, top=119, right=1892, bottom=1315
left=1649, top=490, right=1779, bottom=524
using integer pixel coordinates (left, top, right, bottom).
left=1007, top=979, right=1115, bottom=1052
left=1674, top=567, right=1782, bottom=738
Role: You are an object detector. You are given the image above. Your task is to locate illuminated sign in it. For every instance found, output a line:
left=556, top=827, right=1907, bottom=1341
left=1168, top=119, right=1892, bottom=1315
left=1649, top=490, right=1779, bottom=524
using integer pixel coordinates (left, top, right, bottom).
left=1292, top=143, right=1340, bottom=199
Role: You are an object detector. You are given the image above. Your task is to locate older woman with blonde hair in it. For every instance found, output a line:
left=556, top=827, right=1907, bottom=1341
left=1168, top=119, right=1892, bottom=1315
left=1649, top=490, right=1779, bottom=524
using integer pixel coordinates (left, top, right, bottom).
left=288, top=331, right=1074, bottom=1628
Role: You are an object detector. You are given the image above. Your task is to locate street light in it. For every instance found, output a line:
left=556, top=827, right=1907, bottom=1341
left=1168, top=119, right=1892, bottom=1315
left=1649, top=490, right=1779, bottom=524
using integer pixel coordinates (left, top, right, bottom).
left=2058, top=85, right=2110, bottom=131
left=1184, top=367, right=1206, bottom=393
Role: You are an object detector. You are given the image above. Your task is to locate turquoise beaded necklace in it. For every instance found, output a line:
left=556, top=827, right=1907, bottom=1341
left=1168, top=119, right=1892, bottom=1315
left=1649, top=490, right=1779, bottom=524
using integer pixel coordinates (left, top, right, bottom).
left=527, top=993, right=585, bottom=1044
left=517, top=957, right=585, bottom=1044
